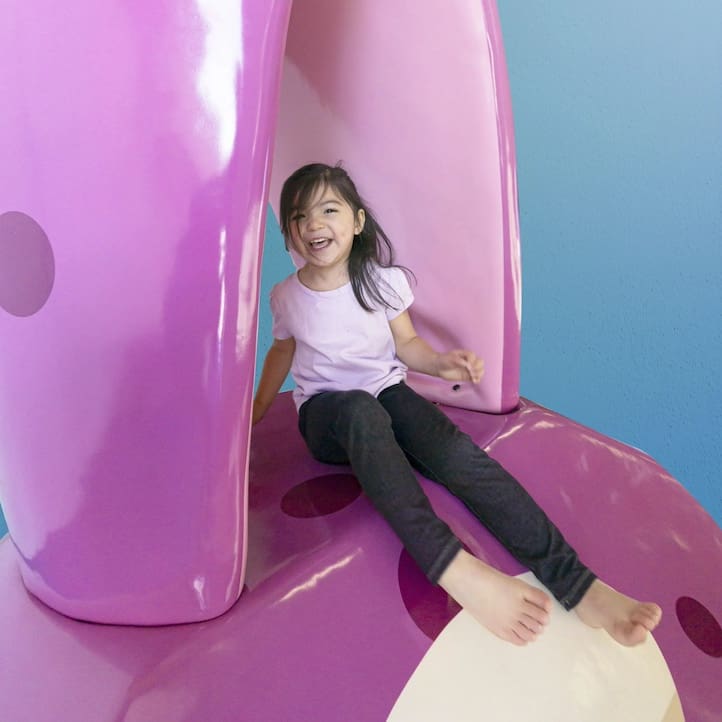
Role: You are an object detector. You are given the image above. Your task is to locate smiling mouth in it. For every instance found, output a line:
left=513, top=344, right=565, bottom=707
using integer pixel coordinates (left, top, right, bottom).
left=308, top=238, right=332, bottom=250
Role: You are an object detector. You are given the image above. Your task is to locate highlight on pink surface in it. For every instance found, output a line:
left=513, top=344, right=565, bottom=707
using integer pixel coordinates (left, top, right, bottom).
left=0, top=1, right=721, bottom=721
left=0, top=0, right=520, bottom=627
left=270, top=0, right=521, bottom=414
left=2, top=394, right=721, bottom=720
left=0, top=0, right=293, bottom=624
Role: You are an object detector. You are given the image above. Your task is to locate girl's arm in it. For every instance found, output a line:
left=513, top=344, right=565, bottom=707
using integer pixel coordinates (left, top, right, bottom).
left=389, top=311, right=484, bottom=383
left=252, top=337, right=296, bottom=424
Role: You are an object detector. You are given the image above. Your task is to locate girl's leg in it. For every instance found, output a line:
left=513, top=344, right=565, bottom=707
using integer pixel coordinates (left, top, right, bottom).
left=299, top=389, right=461, bottom=582
left=378, top=383, right=662, bottom=645
left=377, top=383, right=595, bottom=610
left=300, top=388, right=552, bottom=645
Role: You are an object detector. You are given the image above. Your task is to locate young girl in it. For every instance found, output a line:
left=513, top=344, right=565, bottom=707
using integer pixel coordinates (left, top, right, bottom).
left=253, top=162, right=662, bottom=647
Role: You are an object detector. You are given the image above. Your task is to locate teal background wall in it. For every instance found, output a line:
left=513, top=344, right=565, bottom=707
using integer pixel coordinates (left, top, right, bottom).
left=496, top=1, right=721, bottom=525
left=0, top=1, right=719, bottom=539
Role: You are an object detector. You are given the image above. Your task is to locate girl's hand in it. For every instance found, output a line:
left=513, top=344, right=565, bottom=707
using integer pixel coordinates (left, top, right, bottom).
left=436, top=350, right=485, bottom=383
left=389, top=311, right=484, bottom=383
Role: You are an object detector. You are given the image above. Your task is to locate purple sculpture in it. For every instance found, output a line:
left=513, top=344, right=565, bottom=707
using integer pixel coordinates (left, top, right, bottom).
left=0, top=1, right=719, bottom=720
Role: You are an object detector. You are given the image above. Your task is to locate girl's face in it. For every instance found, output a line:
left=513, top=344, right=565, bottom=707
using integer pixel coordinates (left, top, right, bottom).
left=288, top=185, right=365, bottom=279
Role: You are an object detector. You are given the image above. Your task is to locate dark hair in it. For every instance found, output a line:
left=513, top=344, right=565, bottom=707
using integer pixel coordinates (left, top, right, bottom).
left=279, top=162, right=412, bottom=312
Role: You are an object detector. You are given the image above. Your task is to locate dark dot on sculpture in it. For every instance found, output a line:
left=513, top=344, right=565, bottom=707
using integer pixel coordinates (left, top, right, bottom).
left=281, top=473, right=362, bottom=518
left=398, top=548, right=461, bottom=640
left=676, top=596, right=722, bottom=657
left=0, top=211, right=55, bottom=317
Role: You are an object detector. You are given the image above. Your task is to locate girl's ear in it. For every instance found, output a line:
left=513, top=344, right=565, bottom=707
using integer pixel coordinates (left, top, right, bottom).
left=355, top=208, right=366, bottom=235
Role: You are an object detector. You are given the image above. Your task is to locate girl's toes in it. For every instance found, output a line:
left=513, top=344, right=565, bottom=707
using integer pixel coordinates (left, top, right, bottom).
left=521, top=614, right=544, bottom=635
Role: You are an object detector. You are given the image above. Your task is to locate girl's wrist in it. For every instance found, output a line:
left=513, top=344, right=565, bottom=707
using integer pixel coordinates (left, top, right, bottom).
left=433, top=351, right=444, bottom=377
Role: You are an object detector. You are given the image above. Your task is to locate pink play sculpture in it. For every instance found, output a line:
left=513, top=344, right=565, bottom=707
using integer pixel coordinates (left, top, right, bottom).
left=0, top=1, right=720, bottom=721
left=0, top=0, right=519, bottom=627
left=0, top=0, right=293, bottom=624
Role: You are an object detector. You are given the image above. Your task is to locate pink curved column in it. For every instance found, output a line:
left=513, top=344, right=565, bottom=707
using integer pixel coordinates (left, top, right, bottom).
left=1, top=0, right=519, bottom=626
left=271, top=0, right=521, bottom=413
left=0, top=0, right=292, bottom=623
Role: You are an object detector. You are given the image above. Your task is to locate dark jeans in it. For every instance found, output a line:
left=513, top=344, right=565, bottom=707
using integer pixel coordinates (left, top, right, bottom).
left=298, top=382, right=596, bottom=610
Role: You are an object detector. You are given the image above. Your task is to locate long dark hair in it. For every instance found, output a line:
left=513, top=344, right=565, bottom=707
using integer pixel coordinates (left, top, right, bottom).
left=279, top=162, right=412, bottom=312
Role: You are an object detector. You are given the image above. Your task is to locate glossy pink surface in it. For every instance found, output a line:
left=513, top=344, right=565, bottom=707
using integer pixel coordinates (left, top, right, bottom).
left=270, top=0, right=521, bottom=413
left=0, top=0, right=519, bottom=625
left=1, top=394, right=721, bottom=721
left=1, top=0, right=721, bottom=720
left=0, top=0, right=292, bottom=623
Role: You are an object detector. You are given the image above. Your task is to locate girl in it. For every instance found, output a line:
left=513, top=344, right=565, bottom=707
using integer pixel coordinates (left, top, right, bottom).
left=253, top=162, right=661, bottom=647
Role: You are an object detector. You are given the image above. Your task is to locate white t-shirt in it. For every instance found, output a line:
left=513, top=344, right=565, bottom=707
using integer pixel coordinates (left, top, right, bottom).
left=271, top=265, right=414, bottom=410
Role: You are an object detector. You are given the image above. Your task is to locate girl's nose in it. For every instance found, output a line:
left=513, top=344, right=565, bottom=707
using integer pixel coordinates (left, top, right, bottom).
left=306, top=214, right=324, bottom=231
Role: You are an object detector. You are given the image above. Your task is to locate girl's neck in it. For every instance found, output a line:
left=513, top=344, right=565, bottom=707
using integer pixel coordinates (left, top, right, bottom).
left=297, top=264, right=350, bottom=292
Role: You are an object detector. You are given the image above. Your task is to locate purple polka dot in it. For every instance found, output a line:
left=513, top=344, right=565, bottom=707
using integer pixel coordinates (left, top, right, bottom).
left=280, top=473, right=362, bottom=518
left=398, top=549, right=461, bottom=640
left=0, top=211, right=55, bottom=317
left=676, top=596, right=722, bottom=658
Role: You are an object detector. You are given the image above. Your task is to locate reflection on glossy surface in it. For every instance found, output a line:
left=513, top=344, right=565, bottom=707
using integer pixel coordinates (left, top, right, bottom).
left=0, top=0, right=293, bottom=624
left=271, top=0, right=521, bottom=413
left=2, top=394, right=720, bottom=720
left=0, top=0, right=522, bottom=628
left=1, top=0, right=720, bottom=720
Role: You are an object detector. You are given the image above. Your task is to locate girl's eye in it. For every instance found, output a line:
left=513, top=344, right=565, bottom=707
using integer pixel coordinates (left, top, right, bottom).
left=324, top=208, right=337, bottom=214
left=291, top=213, right=305, bottom=221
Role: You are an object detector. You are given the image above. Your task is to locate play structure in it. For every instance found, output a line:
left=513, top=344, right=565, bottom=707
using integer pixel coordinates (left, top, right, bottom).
left=1, top=1, right=720, bottom=720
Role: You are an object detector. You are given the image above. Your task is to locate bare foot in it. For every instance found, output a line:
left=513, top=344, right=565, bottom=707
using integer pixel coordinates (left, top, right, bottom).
left=575, top=579, right=662, bottom=646
left=438, top=549, right=552, bottom=646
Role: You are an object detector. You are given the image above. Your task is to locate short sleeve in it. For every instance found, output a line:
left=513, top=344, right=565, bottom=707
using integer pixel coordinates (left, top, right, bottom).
left=270, top=286, right=292, bottom=340
left=383, top=267, right=414, bottom=320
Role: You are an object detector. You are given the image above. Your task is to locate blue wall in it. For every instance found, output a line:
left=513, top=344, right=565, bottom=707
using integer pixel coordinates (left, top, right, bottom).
left=1, top=1, right=719, bottom=539
left=496, top=1, right=721, bottom=524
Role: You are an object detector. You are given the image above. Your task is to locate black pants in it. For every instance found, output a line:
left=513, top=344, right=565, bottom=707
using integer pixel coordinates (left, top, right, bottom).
left=298, top=382, right=596, bottom=610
